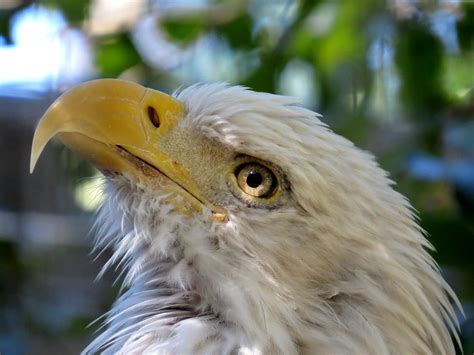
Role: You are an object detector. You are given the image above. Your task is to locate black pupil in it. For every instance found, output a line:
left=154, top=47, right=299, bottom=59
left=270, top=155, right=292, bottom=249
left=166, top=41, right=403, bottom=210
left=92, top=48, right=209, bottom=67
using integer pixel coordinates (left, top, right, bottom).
left=246, top=170, right=263, bottom=188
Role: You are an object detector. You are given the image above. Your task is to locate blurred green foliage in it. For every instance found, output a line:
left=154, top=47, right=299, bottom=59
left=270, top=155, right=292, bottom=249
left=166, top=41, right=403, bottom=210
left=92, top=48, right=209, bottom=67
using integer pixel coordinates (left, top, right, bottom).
left=395, top=21, right=446, bottom=115
left=95, top=34, right=141, bottom=77
left=161, top=16, right=207, bottom=43
left=40, top=0, right=90, bottom=23
left=457, top=2, right=474, bottom=52
left=1, top=0, right=473, bottom=353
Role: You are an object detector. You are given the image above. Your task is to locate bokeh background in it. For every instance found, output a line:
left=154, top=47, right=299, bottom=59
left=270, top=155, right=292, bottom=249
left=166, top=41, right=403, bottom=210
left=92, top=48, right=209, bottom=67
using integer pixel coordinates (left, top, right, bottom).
left=0, top=0, right=473, bottom=354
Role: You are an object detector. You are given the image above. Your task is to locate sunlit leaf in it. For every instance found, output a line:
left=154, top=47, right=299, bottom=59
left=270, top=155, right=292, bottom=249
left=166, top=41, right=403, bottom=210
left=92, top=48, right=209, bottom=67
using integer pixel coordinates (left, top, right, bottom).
left=444, top=55, right=474, bottom=102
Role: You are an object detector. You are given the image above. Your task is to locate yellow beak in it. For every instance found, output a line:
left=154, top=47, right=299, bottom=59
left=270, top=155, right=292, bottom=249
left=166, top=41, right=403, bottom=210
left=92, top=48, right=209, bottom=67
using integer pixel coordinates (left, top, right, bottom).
left=30, top=79, right=226, bottom=220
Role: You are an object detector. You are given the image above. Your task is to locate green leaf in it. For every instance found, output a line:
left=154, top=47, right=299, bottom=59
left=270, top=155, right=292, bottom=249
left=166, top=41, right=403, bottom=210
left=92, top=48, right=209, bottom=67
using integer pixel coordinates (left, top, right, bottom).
left=219, top=14, right=253, bottom=49
left=0, top=3, right=29, bottom=44
left=395, top=21, right=447, bottom=116
left=457, top=2, right=474, bottom=52
left=0, top=10, right=12, bottom=44
left=40, top=0, right=91, bottom=24
left=161, top=17, right=205, bottom=44
left=95, top=33, right=141, bottom=77
left=313, top=1, right=375, bottom=73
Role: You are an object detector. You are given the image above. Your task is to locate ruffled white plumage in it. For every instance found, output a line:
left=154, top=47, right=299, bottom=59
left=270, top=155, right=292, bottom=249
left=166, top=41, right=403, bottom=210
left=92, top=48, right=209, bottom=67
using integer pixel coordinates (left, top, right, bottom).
left=84, top=84, right=461, bottom=354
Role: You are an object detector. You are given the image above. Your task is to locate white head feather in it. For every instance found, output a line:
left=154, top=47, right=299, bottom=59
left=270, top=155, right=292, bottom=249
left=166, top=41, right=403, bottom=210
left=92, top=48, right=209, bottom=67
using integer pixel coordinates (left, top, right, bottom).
left=84, top=84, right=461, bottom=355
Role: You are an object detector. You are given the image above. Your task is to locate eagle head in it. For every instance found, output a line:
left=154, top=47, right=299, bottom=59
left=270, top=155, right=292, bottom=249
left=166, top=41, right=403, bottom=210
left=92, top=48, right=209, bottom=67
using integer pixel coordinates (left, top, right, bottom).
left=31, top=79, right=460, bottom=354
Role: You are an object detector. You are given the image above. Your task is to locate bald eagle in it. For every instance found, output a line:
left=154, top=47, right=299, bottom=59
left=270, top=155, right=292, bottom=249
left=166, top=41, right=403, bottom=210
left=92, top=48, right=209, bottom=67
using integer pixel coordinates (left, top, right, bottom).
left=31, top=79, right=461, bottom=354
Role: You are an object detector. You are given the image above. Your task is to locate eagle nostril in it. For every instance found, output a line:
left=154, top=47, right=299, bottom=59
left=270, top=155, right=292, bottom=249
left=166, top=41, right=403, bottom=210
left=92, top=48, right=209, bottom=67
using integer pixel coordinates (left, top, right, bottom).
left=147, top=106, right=160, bottom=128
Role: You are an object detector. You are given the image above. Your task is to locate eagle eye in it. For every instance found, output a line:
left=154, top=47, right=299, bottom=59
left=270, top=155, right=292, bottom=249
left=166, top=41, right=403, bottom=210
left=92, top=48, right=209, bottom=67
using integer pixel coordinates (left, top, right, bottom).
left=235, top=163, right=277, bottom=198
